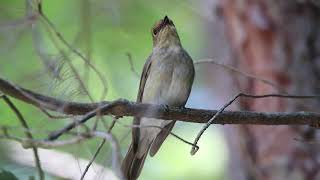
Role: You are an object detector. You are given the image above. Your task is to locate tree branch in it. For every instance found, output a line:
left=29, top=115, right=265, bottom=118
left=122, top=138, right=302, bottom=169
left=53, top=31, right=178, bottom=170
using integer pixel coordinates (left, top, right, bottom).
left=0, top=77, right=320, bottom=126
left=1, top=95, right=44, bottom=180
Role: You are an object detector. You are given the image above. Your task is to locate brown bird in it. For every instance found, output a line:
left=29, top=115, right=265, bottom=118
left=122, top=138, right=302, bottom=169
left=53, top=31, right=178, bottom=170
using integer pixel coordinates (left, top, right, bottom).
left=121, top=16, right=195, bottom=180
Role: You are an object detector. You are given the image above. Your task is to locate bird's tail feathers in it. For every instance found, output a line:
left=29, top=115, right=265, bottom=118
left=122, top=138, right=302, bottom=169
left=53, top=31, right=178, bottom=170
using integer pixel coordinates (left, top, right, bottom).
left=121, top=144, right=148, bottom=180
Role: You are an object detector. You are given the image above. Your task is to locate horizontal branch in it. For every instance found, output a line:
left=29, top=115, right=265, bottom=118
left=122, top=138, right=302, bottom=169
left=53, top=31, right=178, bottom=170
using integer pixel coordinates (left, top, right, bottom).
left=0, top=77, right=320, bottom=126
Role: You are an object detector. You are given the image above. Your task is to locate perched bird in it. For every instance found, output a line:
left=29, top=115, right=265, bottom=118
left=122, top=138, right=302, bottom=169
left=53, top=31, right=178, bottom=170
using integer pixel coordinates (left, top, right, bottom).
left=121, top=16, right=195, bottom=180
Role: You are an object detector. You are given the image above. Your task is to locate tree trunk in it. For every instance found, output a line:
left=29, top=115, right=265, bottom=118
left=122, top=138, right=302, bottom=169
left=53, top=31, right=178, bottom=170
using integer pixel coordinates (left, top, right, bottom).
left=221, top=1, right=320, bottom=180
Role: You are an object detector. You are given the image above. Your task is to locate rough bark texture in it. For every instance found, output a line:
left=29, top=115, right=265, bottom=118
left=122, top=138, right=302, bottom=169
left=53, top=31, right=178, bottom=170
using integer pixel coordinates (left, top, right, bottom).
left=221, top=1, right=320, bottom=180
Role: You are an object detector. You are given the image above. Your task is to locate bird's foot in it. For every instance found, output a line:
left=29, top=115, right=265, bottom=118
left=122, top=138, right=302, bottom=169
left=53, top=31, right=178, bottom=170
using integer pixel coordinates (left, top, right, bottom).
left=179, top=106, right=187, bottom=111
left=161, top=104, right=170, bottom=112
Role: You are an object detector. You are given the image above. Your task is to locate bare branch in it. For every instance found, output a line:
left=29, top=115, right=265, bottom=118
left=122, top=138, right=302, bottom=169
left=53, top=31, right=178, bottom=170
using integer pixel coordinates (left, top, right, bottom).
left=0, top=133, right=87, bottom=149
left=81, top=117, right=119, bottom=180
left=36, top=1, right=108, bottom=100
left=1, top=95, right=45, bottom=180
left=190, top=92, right=320, bottom=155
left=1, top=77, right=320, bottom=127
left=80, top=139, right=106, bottom=180
left=195, top=58, right=287, bottom=93
left=126, top=52, right=140, bottom=78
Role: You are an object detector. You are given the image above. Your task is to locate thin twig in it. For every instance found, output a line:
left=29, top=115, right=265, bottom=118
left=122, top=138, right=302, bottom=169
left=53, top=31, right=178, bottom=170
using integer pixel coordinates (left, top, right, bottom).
left=37, top=1, right=108, bottom=100
left=117, top=121, right=199, bottom=150
left=43, top=23, right=94, bottom=102
left=190, top=92, right=320, bottom=155
left=39, top=108, right=72, bottom=119
left=0, top=127, right=120, bottom=155
left=195, top=58, right=287, bottom=93
left=90, top=131, right=122, bottom=177
left=107, top=117, right=118, bottom=133
left=0, top=133, right=87, bottom=149
left=126, top=52, right=140, bottom=78
left=80, top=139, right=106, bottom=180
left=80, top=116, right=118, bottom=180
left=1, top=95, right=45, bottom=180
left=47, top=101, right=123, bottom=141
left=0, top=125, right=53, bottom=135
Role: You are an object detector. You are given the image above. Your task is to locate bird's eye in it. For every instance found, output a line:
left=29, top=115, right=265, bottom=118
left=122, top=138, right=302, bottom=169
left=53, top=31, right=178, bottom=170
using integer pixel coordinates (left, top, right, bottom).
left=153, top=28, right=158, bottom=35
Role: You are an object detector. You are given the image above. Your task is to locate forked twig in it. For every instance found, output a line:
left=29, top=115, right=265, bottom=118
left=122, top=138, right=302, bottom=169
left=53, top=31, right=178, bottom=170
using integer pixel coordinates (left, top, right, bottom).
left=190, top=93, right=320, bottom=155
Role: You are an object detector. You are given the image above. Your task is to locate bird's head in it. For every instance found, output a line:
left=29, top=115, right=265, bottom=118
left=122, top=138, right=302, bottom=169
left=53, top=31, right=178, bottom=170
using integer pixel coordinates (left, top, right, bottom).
left=151, top=16, right=181, bottom=48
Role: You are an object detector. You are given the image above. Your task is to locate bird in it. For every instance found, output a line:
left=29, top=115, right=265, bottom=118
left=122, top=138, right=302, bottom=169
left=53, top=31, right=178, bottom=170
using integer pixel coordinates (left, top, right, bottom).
left=121, top=15, right=195, bottom=180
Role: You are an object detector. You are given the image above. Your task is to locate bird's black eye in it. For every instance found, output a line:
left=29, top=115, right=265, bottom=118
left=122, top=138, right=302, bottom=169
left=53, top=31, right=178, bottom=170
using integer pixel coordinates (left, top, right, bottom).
left=153, top=28, right=158, bottom=35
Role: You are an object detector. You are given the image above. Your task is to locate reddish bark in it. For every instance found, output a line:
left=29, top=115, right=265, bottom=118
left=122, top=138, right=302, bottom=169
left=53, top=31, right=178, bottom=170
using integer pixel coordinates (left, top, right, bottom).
left=221, top=1, right=320, bottom=179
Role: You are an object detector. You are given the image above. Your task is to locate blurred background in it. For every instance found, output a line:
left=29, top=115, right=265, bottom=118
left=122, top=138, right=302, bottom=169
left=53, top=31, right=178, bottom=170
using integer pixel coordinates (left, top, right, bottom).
left=0, top=0, right=230, bottom=179
left=1, top=0, right=320, bottom=180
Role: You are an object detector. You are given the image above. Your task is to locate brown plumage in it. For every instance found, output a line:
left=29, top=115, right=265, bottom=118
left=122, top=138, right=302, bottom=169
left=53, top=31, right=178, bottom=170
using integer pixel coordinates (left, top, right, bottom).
left=121, top=16, right=195, bottom=180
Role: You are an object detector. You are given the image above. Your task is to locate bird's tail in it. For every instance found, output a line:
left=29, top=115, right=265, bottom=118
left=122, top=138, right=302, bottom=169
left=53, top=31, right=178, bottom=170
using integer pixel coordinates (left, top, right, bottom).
left=121, top=144, right=148, bottom=180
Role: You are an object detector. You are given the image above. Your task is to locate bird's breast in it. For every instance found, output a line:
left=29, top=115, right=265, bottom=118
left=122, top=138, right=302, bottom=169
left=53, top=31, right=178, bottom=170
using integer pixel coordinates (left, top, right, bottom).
left=142, top=49, right=194, bottom=107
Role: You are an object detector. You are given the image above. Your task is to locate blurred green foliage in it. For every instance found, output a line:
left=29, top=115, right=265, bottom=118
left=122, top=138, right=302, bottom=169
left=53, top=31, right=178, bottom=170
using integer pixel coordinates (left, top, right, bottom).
left=0, top=0, right=226, bottom=179
left=0, top=169, right=19, bottom=180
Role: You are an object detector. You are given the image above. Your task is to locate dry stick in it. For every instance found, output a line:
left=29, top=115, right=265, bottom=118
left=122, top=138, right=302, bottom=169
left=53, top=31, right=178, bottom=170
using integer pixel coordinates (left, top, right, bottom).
left=96, top=119, right=131, bottom=180
left=0, top=124, right=55, bottom=136
left=42, top=20, right=96, bottom=130
left=77, top=0, right=103, bottom=132
left=190, top=93, right=320, bottom=155
left=71, top=130, right=122, bottom=178
left=80, top=139, right=106, bottom=180
left=90, top=131, right=122, bottom=176
left=0, top=132, right=87, bottom=149
left=40, top=13, right=98, bottom=132
left=1, top=77, right=72, bottom=120
left=47, top=101, right=122, bottom=141
left=80, top=117, right=118, bottom=180
left=30, top=9, right=61, bottom=79
left=5, top=0, right=92, bottom=119
left=81, top=116, right=199, bottom=179
left=195, top=59, right=286, bottom=93
left=1, top=96, right=45, bottom=180
left=126, top=52, right=140, bottom=78
left=42, top=22, right=94, bottom=103
left=0, top=127, right=120, bottom=153
left=39, top=108, right=72, bottom=119
left=37, top=3, right=108, bottom=100
left=1, top=77, right=320, bottom=125
left=36, top=10, right=94, bottom=103
left=0, top=105, right=194, bottom=153
left=40, top=9, right=106, bottom=135
left=0, top=78, right=83, bottom=124
left=117, top=121, right=199, bottom=150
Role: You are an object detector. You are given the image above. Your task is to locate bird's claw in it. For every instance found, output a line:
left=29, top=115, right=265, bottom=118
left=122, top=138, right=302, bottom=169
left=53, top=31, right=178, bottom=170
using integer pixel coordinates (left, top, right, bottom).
left=161, top=104, right=170, bottom=112
left=179, top=106, right=187, bottom=111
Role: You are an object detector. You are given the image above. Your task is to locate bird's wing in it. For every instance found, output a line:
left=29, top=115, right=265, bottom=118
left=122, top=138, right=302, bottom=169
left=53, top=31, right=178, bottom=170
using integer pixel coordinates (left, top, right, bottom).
left=132, top=55, right=153, bottom=152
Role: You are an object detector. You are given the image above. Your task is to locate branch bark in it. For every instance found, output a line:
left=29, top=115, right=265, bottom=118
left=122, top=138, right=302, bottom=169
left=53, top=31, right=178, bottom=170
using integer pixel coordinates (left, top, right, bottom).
left=0, top=77, right=319, bottom=126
